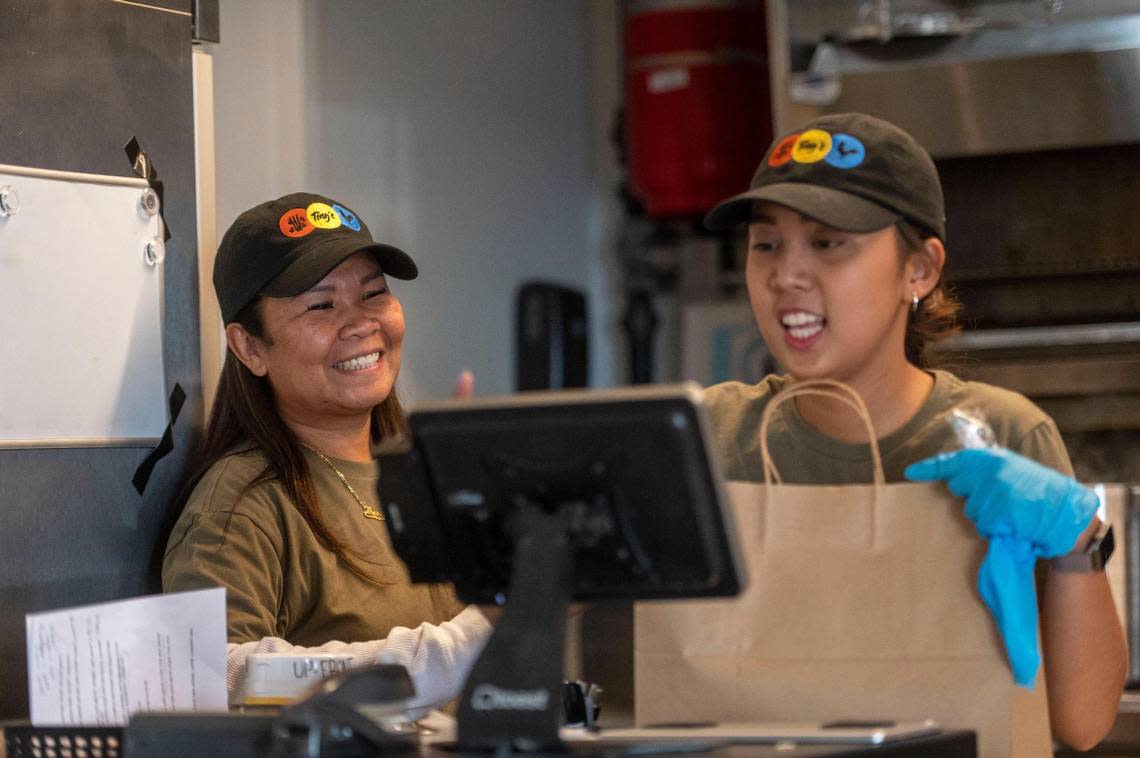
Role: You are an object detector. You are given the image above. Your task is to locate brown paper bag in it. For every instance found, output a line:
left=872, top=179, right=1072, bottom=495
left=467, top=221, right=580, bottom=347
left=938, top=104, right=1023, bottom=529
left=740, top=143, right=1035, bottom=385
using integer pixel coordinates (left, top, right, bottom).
left=634, top=380, right=1051, bottom=758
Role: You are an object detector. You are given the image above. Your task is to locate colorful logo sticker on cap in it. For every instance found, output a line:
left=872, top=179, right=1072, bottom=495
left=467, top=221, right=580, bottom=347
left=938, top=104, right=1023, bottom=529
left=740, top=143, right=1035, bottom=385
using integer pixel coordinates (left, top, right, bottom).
left=768, top=133, right=800, bottom=167
left=279, top=208, right=315, bottom=238
left=792, top=129, right=832, bottom=164
left=333, top=203, right=361, bottom=231
left=306, top=202, right=341, bottom=229
left=824, top=133, right=865, bottom=169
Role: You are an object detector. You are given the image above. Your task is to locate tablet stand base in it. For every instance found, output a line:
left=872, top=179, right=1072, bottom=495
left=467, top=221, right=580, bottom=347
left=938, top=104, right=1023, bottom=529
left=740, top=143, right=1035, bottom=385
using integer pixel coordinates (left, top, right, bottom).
left=456, top=502, right=574, bottom=752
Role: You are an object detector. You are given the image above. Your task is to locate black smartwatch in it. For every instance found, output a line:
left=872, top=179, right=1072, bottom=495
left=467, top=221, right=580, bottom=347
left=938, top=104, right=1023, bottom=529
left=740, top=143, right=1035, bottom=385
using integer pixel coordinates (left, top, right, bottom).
left=1050, top=522, right=1115, bottom=573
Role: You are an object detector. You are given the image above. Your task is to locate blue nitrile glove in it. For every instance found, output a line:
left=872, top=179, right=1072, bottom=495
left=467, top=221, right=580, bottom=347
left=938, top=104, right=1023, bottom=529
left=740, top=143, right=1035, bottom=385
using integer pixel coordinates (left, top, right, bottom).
left=906, top=449, right=1097, bottom=556
left=976, top=535, right=1039, bottom=687
left=905, top=448, right=1099, bottom=688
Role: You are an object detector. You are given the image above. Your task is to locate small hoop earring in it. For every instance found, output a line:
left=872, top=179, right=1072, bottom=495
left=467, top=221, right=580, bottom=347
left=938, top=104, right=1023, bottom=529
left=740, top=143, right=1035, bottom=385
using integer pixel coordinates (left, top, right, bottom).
left=911, top=293, right=920, bottom=313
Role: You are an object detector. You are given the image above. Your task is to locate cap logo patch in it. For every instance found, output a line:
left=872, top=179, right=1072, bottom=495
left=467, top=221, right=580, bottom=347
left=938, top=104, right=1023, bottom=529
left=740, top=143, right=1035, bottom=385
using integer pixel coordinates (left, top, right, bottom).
left=307, top=202, right=341, bottom=229
left=279, top=208, right=315, bottom=238
left=768, top=133, right=799, bottom=167
left=791, top=129, right=832, bottom=164
left=769, top=129, right=867, bottom=171
left=333, top=203, right=361, bottom=231
left=824, top=133, right=865, bottom=168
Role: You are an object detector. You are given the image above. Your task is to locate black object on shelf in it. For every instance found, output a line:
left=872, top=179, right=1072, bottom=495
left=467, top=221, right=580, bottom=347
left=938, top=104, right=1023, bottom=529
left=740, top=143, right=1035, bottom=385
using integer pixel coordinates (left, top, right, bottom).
left=516, top=282, right=589, bottom=391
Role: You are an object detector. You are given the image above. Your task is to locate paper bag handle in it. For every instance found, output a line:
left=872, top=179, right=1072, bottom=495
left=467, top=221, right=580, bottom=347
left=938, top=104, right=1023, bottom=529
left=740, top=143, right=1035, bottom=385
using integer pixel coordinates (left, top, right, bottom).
left=758, top=379, right=886, bottom=486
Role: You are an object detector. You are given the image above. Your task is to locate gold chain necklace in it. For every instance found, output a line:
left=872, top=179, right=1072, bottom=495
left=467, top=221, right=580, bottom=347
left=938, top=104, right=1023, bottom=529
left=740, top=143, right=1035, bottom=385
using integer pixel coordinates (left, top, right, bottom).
left=304, top=445, right=384, bottom=522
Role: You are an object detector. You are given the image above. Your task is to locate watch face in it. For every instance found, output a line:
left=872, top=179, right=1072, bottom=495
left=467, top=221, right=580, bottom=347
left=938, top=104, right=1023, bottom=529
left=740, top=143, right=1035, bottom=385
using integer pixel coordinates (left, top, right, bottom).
left=1097, top=524, right=1116, bottom=568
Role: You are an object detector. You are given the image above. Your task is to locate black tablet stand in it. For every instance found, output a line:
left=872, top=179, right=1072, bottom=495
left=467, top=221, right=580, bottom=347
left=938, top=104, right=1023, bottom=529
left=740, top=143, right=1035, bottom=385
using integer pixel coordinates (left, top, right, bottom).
left=456, top=457, right=612, bottom=752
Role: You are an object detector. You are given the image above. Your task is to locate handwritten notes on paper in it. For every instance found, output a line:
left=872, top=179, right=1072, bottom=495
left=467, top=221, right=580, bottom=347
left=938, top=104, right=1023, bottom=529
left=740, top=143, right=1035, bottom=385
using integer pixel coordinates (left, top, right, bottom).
left=26, top=588, right=227, bottom=726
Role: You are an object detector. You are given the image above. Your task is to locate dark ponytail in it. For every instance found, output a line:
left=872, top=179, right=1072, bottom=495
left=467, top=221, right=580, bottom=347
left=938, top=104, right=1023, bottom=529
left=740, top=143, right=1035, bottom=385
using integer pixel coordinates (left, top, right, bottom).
left=898, top=221, right=962, bottom=369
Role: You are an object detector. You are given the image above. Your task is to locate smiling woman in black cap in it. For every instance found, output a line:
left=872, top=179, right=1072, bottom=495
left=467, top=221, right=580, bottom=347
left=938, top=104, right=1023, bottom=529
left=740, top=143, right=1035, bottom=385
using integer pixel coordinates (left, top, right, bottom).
left=702, top=114, right=1126, bottom=750
left=163, top=193, right=487, bottom=708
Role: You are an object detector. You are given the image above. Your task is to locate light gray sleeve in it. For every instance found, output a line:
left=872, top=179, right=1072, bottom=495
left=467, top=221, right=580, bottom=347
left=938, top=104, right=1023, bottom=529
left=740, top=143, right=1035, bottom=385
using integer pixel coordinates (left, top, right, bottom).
left=225, top=605, right=493, bottom=711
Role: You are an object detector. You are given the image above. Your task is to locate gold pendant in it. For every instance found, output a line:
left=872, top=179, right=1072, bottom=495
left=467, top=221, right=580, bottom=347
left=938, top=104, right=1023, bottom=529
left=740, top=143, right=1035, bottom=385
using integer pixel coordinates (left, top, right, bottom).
left=361, top=504, right=384, bottom=522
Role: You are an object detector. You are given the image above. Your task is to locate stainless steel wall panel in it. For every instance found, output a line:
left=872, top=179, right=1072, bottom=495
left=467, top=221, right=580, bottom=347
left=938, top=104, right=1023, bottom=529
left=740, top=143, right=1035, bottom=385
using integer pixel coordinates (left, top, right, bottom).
left=804, top=46, right=1140, bottom=158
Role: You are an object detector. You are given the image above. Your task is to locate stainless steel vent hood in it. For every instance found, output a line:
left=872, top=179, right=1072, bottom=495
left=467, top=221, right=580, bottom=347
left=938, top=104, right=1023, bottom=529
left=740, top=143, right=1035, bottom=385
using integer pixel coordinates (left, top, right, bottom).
left=778, top=1, right=1140, bottom=157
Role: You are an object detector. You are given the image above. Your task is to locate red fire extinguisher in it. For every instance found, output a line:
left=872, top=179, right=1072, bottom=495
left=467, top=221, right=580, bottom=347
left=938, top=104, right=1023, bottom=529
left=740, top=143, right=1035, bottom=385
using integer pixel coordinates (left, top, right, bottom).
left=624, top=0, right=772, bottom=219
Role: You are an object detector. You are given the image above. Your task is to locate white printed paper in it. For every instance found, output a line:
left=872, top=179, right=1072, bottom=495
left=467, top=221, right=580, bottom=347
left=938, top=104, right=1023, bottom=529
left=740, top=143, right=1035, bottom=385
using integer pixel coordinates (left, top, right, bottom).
left=26, top=588, right=227, bottom=726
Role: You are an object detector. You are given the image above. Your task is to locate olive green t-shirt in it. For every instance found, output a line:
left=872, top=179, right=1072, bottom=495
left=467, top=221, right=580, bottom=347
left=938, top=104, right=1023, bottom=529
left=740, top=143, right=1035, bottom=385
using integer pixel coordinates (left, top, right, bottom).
left=162, top=446, right=465, bottom=645
left=703, top=370, right=1073, bottom=483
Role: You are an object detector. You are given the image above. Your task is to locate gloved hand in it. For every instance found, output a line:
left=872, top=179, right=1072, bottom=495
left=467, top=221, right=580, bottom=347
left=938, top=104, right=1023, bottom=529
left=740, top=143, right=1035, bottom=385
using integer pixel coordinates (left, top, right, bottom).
left=905, top=448, right=1097, bottom=557
left=905, top=448, right=1099, bottom=688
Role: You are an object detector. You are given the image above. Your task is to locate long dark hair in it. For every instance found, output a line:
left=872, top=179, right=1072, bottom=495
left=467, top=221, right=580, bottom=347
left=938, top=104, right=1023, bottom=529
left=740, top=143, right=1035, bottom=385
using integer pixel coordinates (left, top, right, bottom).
left=178, top=299, right=407, bottom=583
left=898, top=221, right=962, bottom=368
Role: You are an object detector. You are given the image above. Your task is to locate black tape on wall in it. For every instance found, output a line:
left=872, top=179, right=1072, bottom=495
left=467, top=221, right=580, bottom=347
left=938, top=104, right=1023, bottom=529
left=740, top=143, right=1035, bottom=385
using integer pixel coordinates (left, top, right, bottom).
left=132, top=383, right=187, bottom=495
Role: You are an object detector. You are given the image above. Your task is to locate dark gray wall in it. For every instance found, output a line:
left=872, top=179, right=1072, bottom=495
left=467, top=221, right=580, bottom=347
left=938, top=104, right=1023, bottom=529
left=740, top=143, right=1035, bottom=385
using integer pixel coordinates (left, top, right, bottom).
left=0, top=0, right=201, bottom=718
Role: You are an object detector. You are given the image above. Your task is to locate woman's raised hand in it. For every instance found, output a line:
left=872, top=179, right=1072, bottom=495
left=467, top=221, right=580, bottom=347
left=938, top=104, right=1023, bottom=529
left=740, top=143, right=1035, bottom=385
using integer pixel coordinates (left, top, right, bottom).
left=452, top=370, right=474, bottom=401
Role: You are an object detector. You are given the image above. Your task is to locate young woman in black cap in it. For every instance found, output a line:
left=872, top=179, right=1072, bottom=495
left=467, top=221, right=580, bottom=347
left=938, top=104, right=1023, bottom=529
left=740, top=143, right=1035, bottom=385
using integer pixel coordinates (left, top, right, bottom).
left=163, top=193, right=487, bottom=708
left=702, top=113, right=1125, bottom=750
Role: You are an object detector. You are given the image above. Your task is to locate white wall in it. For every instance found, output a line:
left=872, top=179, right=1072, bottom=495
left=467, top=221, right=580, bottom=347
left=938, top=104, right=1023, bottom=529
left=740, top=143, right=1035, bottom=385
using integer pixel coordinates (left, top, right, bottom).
left=209, top=0, right=619, bottom=400
left=582, top=0, right=626, bottom=392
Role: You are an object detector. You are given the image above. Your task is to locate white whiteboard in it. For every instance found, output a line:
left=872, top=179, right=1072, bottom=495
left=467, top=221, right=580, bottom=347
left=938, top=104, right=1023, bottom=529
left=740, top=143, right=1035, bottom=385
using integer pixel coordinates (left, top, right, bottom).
left=0, top=164, right=167, bottom=447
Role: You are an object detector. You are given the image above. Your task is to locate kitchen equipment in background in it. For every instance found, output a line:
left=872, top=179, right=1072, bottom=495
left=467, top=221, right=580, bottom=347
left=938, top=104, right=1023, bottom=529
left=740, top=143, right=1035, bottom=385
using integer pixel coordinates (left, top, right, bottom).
left=623, top=0, right=771, bottom=216
left=680, top=299, right=777, bottom=386
left=933, top=324, right=1140, bottom=434
left=622, top=289, right=659, bottom=385
left=515, top=282, right=589, bottom=391
left=779, top=2, right=1140, bottom=156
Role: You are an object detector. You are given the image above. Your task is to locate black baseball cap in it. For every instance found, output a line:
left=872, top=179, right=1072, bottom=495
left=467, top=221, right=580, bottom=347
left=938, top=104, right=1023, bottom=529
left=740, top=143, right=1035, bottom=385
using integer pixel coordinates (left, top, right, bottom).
left=213, top=192, right=418, bottom=324
left=704, top=113, right=946, bottom=240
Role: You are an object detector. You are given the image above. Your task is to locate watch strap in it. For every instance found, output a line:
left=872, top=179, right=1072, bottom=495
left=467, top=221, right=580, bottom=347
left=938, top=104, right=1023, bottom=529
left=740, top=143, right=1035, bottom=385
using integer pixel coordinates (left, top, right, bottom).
left=1050, top=522, right=1114, bottom=573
